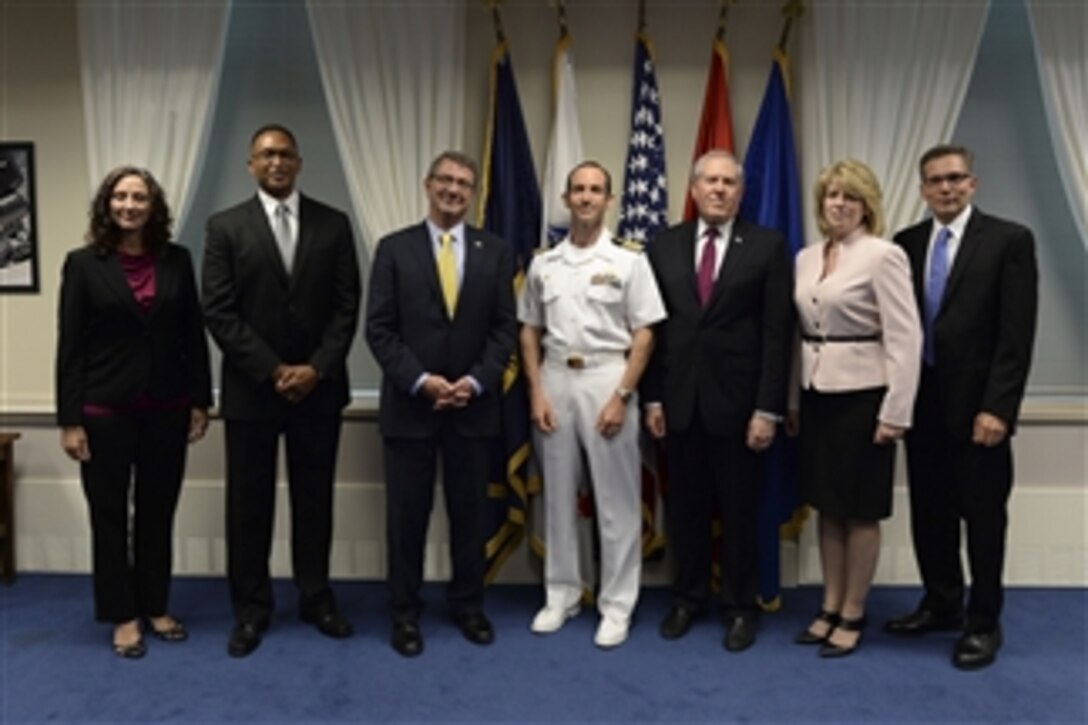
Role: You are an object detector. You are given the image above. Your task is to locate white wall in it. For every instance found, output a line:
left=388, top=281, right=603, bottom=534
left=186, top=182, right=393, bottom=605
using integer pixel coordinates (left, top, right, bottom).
left=6, top=413, right=1086, bottom=586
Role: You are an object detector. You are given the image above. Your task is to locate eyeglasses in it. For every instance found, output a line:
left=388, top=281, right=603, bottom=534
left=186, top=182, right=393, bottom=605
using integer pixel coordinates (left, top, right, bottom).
left=431, top=173, right=475, bottom=190
left=923, top=172, right=971, bottom=187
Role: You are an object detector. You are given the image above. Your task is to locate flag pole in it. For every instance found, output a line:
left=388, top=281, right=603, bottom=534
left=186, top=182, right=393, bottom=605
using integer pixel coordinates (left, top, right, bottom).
left=716, top=0, right=738, bottom=42
left=554, top=0, right=569, bottom=39
left=777, top=0, right=805, bottom=51
left=483, top=0, right=506, bottom=44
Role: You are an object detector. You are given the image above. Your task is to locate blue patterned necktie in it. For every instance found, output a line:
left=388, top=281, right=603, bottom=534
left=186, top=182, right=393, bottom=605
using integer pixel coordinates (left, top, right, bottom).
left=923, top=226, right=951, bottom=365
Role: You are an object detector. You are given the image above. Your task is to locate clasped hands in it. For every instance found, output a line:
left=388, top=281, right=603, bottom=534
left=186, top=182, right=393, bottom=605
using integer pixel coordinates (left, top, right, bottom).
left=422, top=374, right=476, bottom=410
left=274, top=364, right=319, bottom=403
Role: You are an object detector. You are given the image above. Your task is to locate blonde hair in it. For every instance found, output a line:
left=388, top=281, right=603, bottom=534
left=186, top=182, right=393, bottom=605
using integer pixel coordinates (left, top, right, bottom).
left=813, top=159, right=886, bottom=237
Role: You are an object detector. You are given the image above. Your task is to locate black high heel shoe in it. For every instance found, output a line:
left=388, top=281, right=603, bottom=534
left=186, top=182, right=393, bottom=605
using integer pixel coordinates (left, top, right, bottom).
left=113, top=637, right=146, bottom=658
left=819, top=615, right=867, bottom=658
left=148, top=617, right=188, bottom=642
left=795, top=609, right=841, bottom=645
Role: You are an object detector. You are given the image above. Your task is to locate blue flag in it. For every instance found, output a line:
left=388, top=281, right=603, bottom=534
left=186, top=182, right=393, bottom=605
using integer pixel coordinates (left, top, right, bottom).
left=476, top=40, right=541, bottom=581
left=741, top=48, right=806, bottom=609
left=617, top=32, right=668, bottom=246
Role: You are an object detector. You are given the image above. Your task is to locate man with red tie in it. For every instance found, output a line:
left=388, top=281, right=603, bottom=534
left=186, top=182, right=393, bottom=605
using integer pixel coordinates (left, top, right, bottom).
left=643, top=150, right=793, bottom=652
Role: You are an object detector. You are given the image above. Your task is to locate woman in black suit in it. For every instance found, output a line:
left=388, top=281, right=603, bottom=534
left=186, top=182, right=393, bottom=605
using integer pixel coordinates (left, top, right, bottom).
left=56, top=167, right=212, bottom=657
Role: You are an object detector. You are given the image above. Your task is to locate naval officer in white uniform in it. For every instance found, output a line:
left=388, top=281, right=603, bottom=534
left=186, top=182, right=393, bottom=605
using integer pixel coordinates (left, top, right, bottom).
left=518, top=161, right=666, bottom=648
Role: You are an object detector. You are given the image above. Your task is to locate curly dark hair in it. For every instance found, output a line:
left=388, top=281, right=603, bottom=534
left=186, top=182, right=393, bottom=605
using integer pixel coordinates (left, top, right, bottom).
left=86, top=166, right=173, bottom=255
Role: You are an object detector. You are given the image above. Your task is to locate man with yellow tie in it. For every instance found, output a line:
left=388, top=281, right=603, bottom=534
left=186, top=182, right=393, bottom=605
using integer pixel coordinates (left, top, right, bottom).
left=365, top=151, right=517, bottom=657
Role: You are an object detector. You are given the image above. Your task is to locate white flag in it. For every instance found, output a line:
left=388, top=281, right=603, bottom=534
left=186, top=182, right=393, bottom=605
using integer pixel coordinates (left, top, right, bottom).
left=540, top=33, right=585, bottom=247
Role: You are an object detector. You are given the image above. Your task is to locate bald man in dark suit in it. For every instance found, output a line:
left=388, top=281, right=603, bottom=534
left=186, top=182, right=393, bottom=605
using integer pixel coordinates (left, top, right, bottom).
left=203, top=124, right=361, bottom=657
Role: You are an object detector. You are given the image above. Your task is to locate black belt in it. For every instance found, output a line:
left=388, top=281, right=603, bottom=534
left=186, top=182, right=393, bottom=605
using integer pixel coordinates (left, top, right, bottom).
left=801, top=333, right=882, bottom=343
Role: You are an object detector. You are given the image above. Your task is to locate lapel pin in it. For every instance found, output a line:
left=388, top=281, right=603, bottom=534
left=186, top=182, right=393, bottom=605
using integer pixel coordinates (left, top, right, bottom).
left=474, top=239, right=483, bottom=248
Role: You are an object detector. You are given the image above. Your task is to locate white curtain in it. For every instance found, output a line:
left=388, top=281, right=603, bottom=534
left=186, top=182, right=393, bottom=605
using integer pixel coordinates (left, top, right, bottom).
left=78, top=0, right=231, bottom=229
left=797, top=1, right=991, bottom=239
left=1027, top=0, right=1088, bottom=251
left=306, top=1, right=466, bottom=255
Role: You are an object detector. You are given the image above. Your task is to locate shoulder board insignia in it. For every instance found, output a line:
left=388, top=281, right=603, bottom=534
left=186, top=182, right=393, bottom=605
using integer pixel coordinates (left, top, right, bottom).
left=614, top=237, right=645, bottom=253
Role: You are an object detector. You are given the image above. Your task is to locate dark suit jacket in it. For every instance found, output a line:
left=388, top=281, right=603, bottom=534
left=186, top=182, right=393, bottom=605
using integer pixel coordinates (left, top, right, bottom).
left=56, top=243, right=212, bottom=426
left=894, top=209, right=1037, bottom=438
left=365, top=222, right=516, bottom=439
left=643, top=219, right=793, bottom=437
left=202, top=194, right=361, bottom=420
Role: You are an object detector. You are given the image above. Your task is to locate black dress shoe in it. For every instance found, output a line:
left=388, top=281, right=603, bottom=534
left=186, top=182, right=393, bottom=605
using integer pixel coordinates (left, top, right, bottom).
left=660, top=606, right=700, bottom=640
left=884, top=608, right=964, bottom=637
left=795, top=609, right=841, bottom=645
left=301, top=610, right=354, bottom=639
left=953, top=628, right=1002, bottom=670
left=819, top=616, right=867, bottom=658
left=228, top=620, right=267, bottom=658
left=723, top=616, right=757, bottom=652
left=392, top=621, right=424, bottom=657
left=454, top=612, right=495, bottom=646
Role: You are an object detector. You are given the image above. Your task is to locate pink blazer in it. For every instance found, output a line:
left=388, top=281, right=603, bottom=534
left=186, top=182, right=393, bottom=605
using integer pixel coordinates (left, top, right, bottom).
left=793, top=231, right=922, bottom=427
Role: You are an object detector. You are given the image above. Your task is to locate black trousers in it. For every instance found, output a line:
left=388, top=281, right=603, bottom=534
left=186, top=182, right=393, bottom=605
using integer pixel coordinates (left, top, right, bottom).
left=905, top=369, right=1013, bottom=632
left=665, top=418, right=763, bottom=618
left=225, top=414, right=342, bottom=625
left=80, top=407, right=189, bottom=623
left=383, top=423, right=490, bottom=624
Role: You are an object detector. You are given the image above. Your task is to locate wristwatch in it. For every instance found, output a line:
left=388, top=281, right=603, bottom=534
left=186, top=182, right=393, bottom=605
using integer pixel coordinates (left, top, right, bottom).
left=615, top=386, right=634, bottom=404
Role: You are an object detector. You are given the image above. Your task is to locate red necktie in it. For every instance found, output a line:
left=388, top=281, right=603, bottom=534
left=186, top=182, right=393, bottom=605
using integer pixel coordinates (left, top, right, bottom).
left=697, top=226, right=719, bottom=307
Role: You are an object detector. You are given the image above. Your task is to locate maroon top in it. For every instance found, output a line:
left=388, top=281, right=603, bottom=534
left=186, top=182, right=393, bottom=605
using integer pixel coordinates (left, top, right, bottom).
left=82, top=251, right=189, bottom=417
left=119, top=250, right=156, bottom=312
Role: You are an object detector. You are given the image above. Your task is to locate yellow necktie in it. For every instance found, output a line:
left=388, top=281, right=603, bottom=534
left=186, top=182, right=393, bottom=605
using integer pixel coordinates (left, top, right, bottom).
left=437, top=232, right=458, bottom=318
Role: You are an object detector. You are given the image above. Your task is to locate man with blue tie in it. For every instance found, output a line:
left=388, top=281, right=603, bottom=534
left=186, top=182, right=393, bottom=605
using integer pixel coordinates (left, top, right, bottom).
left=886, top=144, right=1038, bottom=670
left=365, top=151, right=517, bottom=657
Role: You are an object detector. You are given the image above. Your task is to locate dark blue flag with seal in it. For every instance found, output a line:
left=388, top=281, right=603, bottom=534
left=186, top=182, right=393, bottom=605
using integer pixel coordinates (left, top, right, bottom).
left=740, top=47, right=807, bottom=609
left=476, top=38, right=542, bottom=581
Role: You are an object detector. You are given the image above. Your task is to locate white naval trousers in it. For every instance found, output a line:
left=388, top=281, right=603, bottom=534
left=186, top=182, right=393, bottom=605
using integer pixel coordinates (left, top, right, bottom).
left=535, top=354, right=641, bottom=621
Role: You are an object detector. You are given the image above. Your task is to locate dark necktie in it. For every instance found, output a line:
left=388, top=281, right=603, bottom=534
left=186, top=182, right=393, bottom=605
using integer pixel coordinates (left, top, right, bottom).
left=923, top=226, right=951, bottom=365
left=697, top=226, right=719, bottom=307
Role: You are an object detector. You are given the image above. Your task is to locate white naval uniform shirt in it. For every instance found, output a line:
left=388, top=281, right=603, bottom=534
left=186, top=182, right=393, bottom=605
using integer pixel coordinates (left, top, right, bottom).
left=518, top=229, right=666, bottom=356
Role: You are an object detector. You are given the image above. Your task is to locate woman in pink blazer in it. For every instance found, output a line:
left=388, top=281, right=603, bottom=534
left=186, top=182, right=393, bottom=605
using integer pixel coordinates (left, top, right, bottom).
left=791, top=160, right=921, bottom=656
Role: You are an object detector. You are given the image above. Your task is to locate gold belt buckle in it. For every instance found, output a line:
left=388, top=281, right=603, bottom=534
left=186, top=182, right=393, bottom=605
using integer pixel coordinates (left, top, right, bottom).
left=566, top=355, right=586, bottom=369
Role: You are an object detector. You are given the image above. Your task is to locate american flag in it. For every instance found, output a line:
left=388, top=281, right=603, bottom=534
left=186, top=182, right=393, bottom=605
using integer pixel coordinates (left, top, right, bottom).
left=617, top=32, right=668, bottom=245
left=618, top=31, right=670, bottom=561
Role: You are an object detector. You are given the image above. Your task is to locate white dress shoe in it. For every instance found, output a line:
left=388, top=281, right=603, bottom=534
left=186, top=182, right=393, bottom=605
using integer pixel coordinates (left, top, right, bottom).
left=594, top=614, right=630, bottom=648
left=530, top=604, right=581, bottom=634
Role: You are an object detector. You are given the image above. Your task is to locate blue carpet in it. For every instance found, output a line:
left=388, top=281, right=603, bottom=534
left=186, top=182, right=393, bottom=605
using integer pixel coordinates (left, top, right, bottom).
left=1, top=576, right=1085, bottom=723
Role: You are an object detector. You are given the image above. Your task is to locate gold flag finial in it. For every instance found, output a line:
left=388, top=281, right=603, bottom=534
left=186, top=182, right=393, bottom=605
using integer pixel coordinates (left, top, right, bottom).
left=778, top=0, right=805, bottom=51
left=716, top=0, right=739, bottom=42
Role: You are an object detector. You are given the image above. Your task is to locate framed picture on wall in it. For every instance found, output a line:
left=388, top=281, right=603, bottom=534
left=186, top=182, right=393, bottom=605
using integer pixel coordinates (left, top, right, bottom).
left=0, top=142, right=40, bottom=293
